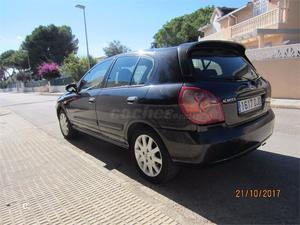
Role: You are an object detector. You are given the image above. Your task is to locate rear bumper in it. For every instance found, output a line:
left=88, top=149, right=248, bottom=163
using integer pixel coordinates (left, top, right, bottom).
left=158, top=110, right=275, bottom=164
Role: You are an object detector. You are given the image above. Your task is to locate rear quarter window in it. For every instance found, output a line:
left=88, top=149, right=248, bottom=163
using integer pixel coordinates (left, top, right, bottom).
left=154, top=50, right=182, bottom=84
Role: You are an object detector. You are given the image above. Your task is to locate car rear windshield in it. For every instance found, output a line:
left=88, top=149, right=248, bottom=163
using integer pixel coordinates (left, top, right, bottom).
left=190, top=51, right=258, bottom=81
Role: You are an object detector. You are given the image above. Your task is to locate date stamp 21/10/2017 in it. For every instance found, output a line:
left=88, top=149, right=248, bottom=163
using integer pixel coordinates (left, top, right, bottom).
left=235, top=189, right=281, bottom=198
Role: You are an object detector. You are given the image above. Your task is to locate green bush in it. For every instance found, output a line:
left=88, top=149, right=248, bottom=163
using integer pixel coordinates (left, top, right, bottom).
left=60, top=53, right=96, bottom=81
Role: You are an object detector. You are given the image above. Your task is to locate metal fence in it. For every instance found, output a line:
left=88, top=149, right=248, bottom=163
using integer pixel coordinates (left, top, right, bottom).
left=22, top=77, right=73, bottom=88
left=50, top=77, right=73, bottom=86
left=24, top=79, right=48, bottom=88
left=4, top=83, right=17, bottom=89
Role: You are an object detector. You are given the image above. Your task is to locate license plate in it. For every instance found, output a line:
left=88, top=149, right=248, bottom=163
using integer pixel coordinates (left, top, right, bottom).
left=238, top=96, right=262, bottom=114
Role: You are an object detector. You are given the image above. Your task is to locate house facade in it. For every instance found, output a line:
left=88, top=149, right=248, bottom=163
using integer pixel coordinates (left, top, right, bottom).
left=198, top=0, right=300, bottom=48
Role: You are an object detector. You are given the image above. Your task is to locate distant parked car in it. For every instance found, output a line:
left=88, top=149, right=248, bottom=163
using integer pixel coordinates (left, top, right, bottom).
left=56, top=41, right=274, bottom=183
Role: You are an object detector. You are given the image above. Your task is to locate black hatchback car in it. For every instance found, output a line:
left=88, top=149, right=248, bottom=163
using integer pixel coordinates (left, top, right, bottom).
left=57, top=41, right=274, bottom=183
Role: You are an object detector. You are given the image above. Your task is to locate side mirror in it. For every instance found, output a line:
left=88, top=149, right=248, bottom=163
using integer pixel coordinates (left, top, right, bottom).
left=65, top=83, right=78, bottom=93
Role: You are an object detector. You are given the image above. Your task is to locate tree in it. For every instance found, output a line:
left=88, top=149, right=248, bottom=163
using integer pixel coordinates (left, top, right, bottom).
left=60, top=53, right=97, bottom=81
left=0, top=69, right=4, bottom=80
left=15, top=71, right=31, bottom=82
left=103, top=40, right=130, bottom=57
left=153, top=6, right=214, bottom=47
left=21, top=24, right=78, bottom=72
left=10, top=50, right=28, bottom=70
left=0, top=50, right=28, bottom=77
left=0, top=50, right=15, bottom=70
left=0, top=51, right=13, bottom=80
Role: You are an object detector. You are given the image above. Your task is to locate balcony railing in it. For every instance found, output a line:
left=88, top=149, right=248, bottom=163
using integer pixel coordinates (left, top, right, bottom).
left=200, top=7, right=283, bottom=41
left=231, top=8, right=281, bottom=38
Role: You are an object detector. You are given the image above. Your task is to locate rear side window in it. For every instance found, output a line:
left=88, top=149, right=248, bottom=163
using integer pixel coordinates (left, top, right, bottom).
left=106, top=56, right=139, bottom=87
left=191, top=52, right=258, bottom=81
left=131, top=57, right=154, bottom=85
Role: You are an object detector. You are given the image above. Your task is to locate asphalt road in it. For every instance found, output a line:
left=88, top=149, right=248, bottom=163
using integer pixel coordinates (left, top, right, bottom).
left=0, top=92, right=299, bottom=224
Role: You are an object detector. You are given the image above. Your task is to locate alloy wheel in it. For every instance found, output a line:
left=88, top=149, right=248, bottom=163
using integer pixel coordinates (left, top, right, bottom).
left=59, top=112, right=69, bottom=136
left=134, top=134, right=163, bottom=177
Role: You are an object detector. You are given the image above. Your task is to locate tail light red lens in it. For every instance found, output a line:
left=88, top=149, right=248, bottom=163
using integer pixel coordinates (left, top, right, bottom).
left=178, top=86, right=224, bottom=125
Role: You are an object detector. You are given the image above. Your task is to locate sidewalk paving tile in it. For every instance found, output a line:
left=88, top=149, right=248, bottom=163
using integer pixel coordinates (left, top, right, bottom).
left=0, top=109, right=177, bottom=225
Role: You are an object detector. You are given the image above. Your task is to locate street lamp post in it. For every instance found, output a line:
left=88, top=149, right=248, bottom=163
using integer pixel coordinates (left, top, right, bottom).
left=22, top=50, right=31, bottom=70
left=75, top=4, right=91, bottom=69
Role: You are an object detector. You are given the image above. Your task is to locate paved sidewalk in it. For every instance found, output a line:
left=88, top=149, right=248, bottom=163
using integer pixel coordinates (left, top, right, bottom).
left=0, top=108, right=178, bottom=225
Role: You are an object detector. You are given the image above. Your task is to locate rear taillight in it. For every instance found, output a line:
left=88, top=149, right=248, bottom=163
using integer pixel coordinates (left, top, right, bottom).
left=178, top=86, right=224, bottom=125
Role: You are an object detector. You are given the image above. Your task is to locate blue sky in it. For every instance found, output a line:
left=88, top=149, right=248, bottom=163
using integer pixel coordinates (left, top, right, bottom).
left=0, top=0, right=246, bottom=57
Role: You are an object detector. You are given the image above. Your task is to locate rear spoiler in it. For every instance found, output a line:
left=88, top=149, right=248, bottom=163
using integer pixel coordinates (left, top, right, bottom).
left=177, top=41, right=253, bottom=77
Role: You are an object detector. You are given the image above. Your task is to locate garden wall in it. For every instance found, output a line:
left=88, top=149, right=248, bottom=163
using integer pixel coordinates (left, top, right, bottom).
left=246, top=44, right=300, bottom=99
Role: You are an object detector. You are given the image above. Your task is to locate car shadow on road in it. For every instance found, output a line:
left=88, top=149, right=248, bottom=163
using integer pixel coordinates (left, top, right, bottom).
left=67, top=134, right=299, bottom=224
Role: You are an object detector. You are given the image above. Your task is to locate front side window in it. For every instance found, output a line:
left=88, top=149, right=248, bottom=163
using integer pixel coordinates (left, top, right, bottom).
left=80, top=59, right=112, bottom=92
left=131, top=57, right=154, bottom=85
left=106, top=56, right=139, bottom=88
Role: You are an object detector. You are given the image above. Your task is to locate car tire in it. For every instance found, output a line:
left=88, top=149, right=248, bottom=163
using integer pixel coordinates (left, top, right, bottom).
left=130, top=128, right=179, bottom=183
left=58, top=110, right=77, bottom=139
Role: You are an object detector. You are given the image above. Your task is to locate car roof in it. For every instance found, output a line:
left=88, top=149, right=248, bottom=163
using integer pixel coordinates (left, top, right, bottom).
left=105, top=41, right=247, bottom=77
left=113, top=40, right=245, bottom=58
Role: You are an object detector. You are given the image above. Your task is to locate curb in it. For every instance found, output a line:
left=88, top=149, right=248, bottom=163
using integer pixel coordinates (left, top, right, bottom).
left=271, top=99, right=300, bottom=110
left=38, top=92, right=64, bottom=97
left=271, top=104, right=300, bottom=110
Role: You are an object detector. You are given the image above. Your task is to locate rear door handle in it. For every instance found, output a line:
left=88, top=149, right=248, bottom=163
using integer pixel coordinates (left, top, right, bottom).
left=127, top=96, right=138, bottom=104
left=88, top=97, right=96, bottom=103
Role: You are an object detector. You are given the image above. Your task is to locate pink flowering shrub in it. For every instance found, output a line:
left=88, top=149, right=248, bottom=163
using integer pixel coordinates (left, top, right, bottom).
left=38, top=62, right=60, bottom=80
